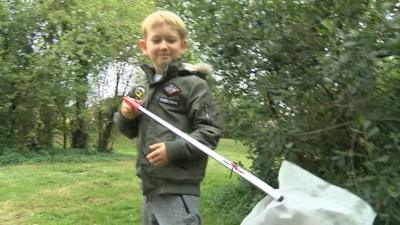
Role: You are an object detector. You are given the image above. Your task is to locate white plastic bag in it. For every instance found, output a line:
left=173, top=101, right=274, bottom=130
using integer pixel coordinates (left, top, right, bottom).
left=241, top=161, right=376, bottom=225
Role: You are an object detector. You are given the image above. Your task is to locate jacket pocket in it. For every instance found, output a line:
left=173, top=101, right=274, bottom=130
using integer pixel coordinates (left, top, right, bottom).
left=153, top=159, right=207, bottom=182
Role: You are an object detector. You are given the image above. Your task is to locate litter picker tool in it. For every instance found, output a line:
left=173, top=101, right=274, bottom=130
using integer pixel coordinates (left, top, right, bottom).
left=122, top=97, right=283, bottom=200
left=122, top=96, right=377, bottom=225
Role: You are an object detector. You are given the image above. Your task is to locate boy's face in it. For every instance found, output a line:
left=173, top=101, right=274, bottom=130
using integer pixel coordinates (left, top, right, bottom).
left=139, top=23, right=187, bottom=73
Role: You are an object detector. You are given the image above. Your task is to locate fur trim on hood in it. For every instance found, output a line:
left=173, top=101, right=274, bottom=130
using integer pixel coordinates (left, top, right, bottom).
left=182, top=63, right=213, bottom=76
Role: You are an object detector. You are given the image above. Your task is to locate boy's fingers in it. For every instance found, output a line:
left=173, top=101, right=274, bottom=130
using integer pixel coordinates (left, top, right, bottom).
left=120, top=101, right=140, bottom=119
left=146, top=144, right=168, bottom=167
left=146, top=150, right=158, bottom=160
left=149, top=143, right=162, bottom=150
left=146, top=152, right=163, bottom=167
left=149, top=157, right=162, bottom=165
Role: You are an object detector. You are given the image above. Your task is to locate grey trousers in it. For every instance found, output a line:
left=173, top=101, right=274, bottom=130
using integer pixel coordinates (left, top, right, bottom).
left=142, top=194, right=201, bottom=225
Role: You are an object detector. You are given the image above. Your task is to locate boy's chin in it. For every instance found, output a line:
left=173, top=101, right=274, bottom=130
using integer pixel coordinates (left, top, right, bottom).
left=159, top=57, right=172, bottom=63
left=158, top=59, right=173, bottom=67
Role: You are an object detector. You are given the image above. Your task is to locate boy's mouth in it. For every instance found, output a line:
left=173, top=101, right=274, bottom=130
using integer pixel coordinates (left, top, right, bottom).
left=159, top=55, right=171, bottom=60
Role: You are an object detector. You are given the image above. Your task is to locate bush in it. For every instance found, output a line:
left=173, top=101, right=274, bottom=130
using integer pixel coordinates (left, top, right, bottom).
left=0, top=146, right=134, bottom=166
left=202, top=182, right=261, bottom=225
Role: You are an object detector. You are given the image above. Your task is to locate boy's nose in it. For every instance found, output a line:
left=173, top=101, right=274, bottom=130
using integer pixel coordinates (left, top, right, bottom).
left=160, top=40, right=168, bottom=49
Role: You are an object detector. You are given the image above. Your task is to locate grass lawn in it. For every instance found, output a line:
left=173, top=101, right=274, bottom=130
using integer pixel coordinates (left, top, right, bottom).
left=0, top=136, right=251, bottom=225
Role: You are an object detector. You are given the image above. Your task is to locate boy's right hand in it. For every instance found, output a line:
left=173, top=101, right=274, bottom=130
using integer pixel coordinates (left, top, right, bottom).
left=120, top=97, right=141, bottom=119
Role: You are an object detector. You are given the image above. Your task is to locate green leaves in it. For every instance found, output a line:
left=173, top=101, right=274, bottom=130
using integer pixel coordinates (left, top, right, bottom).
left=158, top=0, right=400, bottom=224
left=0, top=0, right=152, bottom=150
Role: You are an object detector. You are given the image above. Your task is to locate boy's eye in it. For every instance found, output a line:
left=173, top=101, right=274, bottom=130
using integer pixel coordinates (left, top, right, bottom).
left=151, top=38, right=161, bottom=43
left=150, top=37, right=178, bottom=44
left=167, top=38, right=177, bottom=43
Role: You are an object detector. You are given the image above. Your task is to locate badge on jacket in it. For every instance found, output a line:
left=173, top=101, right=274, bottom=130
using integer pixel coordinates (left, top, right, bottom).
left=159, top=97, right=179, bottom=106
left=133, top=86, right=146, bottom=101
left=163, top=83, right=181, bottom=97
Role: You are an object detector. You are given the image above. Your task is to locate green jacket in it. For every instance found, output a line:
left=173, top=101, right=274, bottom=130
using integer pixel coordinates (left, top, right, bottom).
left=114, top=60, right=223, bottom=196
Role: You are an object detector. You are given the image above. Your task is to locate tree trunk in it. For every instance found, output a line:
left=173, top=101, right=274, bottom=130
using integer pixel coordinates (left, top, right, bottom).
left=71, top=79, right=88, bottom=149
left=71, top=118, right=88, bottom=149
left=97, top=102, right=118, bottom=152
left=62, top=112, right=68, bottom=149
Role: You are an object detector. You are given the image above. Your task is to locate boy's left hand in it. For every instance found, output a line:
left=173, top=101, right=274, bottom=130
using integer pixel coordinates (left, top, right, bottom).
left=147, top=143, right=169, bottom=167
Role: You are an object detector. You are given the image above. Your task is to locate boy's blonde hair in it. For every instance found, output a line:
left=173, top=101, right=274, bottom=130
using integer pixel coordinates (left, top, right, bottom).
left=141, top=10, right=187, bottom=40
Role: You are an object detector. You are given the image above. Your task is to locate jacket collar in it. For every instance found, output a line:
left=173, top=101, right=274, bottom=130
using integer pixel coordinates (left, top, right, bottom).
left=139, top=59, right=183, bottom=85
left=139, top=59, right=210, bottom=85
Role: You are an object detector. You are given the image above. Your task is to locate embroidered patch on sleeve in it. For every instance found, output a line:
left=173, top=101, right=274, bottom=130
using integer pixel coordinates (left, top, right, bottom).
left=159, top=97, right=179, bottom=106
left=133, top=86, right=146, bottom=101
left=163, top=82, right=181, bottom=97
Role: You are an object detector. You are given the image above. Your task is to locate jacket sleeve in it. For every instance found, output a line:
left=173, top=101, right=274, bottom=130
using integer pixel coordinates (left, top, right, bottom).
left=113, top=111, right=139, bottom=139
left=165, top=77, right=223, bottom=161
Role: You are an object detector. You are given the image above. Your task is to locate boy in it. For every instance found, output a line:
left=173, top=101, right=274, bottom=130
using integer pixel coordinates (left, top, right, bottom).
left=114, top=10, right=223, bottom=225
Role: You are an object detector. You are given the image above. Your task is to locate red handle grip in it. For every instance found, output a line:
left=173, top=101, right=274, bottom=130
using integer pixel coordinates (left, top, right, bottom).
left=122, top=97, right=142, bottom=112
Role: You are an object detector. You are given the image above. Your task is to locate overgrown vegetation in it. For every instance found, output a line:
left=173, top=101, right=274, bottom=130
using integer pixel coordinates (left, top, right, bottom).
left=0, top=146, right=134, bottom=166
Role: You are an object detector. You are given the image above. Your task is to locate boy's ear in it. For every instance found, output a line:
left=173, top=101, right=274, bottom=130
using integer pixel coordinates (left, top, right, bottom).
left=180, top=39, right=188, bottom=54
left=139, top=39, right=148, bottom=55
